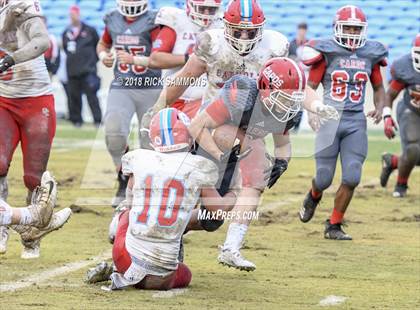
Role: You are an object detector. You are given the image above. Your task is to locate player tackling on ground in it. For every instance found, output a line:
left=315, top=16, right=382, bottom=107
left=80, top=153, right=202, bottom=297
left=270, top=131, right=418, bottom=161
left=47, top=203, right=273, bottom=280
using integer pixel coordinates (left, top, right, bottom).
left=0, top=0, right=71, bottom=258
left=87, top=108, right=237, bottom=290
left=380, top=33, right=420, bottom=198
left=299, top=5, right=388, bottom=240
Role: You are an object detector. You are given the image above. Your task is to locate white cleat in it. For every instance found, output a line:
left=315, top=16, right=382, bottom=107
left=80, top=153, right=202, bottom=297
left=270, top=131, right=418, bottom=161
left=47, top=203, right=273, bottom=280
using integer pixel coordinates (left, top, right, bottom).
left=86, top=261, right=114, bottom=284
left=218, top=247, right=256, bottom=272
left=19, top=208, right=72, bottom=259
left=40, top=171, right=58, bottom=207
left=21, top=242, right=40, bottom=259
left=0, top=226, right=9, bottom=254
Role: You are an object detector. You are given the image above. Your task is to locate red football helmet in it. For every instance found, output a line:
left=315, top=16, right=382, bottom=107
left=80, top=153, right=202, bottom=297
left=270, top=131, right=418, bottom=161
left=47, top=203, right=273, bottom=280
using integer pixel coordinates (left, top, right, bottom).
left=117, top=0, right=148, bottom=18
left=149, top=108, right=192, bottom=153
left=223, top=0, right=265, bottom=55
left=333, top=5, right=367, bottom=50
left=258, top=57, right=306, bottom=123
left=186, top=0, right=222, bottom=28
left=412, top=33, right=420, bottom=73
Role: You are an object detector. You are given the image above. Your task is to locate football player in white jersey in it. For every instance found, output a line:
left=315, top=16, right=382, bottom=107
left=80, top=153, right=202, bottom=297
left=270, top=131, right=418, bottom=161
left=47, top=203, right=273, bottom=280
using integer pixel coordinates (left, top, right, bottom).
left=87, top=108, right=237, bottom=290
left=0, top=0, right=71, bottom=258
left=147, top=0, right=222, bottom=119
left=145, top=0, right=337, bottom=271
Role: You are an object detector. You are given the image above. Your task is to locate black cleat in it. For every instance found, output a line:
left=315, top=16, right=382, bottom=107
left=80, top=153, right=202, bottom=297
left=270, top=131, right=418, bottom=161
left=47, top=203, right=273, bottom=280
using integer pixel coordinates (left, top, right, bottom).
left=380, top=153, right=395, bottom=187
left=393, top=183, right=408, bottom=198
left=299, top=191, right=322, bottom=223
left=324, top=219, right=352, bottom=240
left=112, top=170, right=128, bottom=208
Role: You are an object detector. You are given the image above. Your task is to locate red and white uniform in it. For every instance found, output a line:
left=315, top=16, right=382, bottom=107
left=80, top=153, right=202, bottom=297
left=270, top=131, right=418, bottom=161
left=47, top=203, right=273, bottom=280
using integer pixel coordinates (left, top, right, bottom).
left=0, top=0, right=55, bottom=191
left=0, top=0, right=51, bottom=97
left=153, top=6, right=222, bottom=117
left=195, top=28, right=289, bottom=107
left=114, top=149, right=218, bottom=275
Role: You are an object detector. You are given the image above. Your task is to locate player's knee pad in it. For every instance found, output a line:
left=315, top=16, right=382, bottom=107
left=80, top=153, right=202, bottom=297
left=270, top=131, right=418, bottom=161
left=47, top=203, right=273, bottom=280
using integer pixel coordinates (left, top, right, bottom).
left=105, top=135, right=128, bottom=165
left=0, top=177, right=8, bottom=201
left=342, top=161, right=363, bottom=189
left=198, top=206, right=224, bottom=232
left=404, top=143, right=420, bottom=164
left=315, top=167, right=334, bottom=191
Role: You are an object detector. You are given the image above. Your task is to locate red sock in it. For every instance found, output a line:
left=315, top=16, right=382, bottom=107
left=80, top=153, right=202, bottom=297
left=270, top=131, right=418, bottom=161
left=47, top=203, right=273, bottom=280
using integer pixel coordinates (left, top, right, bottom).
left=397, top=175, right=408, bottom=185
left=330, top=208, right=344, bottom=225
left=311, top=188, right=322, bottom=200
left=391, top=155, right=399, bottom=169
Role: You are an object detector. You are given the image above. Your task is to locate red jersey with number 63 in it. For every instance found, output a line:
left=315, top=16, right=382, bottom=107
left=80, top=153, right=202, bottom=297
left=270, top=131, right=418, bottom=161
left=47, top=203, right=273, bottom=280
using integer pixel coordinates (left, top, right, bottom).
left=103, top=9, right=161, bottom=89
left=121, top=149, right=218, bottom=271
left=304, top=38, right=387, bottom=115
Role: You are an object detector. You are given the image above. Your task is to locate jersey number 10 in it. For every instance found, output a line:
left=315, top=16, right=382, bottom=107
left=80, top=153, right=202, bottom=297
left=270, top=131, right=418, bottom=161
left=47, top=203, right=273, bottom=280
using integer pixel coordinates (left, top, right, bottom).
left=136, top=176, right=184, bottom=227
left=331, top=70, right=369, bottom=103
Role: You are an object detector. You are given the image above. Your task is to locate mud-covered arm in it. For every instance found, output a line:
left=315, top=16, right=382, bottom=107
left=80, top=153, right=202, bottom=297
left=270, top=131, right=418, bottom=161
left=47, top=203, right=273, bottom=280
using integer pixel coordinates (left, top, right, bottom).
left=12, top=17, right=49, bottom=64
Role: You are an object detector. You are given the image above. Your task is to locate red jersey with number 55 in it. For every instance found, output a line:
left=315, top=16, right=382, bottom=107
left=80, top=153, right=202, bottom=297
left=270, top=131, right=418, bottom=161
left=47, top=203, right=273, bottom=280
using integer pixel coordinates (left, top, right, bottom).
left=303, top=38, right=387, bottom=115
left=102, top=9, right=161, bottom=89
left=0, top=0, right=51, bottom=98
left=121, top=149, right=218, bottom=271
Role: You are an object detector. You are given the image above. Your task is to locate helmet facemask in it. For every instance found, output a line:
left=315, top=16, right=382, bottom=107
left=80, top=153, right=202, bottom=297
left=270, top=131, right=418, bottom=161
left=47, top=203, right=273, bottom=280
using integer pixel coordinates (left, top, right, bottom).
left=0, top=0, right=9, bottom=9
left=117, top=0, right=148, bottom=18
left=187, top=0, right=221, bottom=28
left=261, top=88, right=304, bottom=123
left=224, top=20, right=264, bottom=55
left=412, top=46, right=420, bottom=73
left=334, top=22, right=367, bottom=50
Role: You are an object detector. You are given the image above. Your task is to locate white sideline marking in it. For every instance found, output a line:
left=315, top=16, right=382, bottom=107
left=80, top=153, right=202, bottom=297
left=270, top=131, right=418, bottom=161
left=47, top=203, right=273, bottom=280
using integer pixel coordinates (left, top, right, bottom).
left=0, top=250, right=111, bottom=292
left=152, top=288, right=189, bottom=298
left=319, top=295, right=348, bottom=306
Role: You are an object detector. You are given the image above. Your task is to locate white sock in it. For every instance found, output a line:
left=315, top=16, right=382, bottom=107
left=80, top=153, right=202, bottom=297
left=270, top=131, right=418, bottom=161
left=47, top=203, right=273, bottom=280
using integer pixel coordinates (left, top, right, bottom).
left=0, top=199, right=12, bottom=225
left=223, top=223, right=248, bottom=251
left=19, top=208, right=33, bottom=225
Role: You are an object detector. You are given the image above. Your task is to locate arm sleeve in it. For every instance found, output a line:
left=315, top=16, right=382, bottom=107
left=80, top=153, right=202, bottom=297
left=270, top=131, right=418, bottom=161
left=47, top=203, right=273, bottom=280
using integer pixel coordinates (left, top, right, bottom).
left=101, top=27, right=113, bottom=46
left=308, top=58, right=326, bottom=87
left=205, top=99, right=231, bottom=126
left=389, top=80, right=406, bottom=92
left=370, top=63, right=383, bottom=87
left=12, top=17, right=50, bottom=64
left=151, top=26, right=177, bottom=53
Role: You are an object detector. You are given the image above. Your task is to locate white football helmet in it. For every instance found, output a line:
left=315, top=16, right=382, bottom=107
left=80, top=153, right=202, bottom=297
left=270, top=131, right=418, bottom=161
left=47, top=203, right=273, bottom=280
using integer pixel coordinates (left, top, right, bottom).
left=117, top=0, right=148, bottom=18
left=186, top=0, right=222, bottom=28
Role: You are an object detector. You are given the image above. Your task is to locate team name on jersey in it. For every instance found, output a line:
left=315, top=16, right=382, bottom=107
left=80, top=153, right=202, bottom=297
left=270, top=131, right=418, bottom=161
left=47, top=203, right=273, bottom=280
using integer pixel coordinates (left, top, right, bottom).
left=339, top=58, right=366, bottom=70
left=216, top=69, right=257, bottom=82
left=116, top=35, right=140, bottom=45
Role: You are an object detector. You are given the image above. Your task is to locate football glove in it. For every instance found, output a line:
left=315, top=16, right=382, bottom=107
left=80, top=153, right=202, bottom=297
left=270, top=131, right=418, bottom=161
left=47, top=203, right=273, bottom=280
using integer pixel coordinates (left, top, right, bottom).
left=384, top=116, right=397, bottom=139
left=0, top=53, right=15, bottom=74
left=264, top=157, right=288, bottom=189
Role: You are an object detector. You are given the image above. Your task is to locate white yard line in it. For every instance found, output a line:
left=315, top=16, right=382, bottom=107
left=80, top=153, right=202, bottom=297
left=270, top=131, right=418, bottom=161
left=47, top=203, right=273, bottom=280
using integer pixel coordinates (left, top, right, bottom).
left=152, top=288, right=189, bottom=298
left=0, top=250, right=111, bottom=292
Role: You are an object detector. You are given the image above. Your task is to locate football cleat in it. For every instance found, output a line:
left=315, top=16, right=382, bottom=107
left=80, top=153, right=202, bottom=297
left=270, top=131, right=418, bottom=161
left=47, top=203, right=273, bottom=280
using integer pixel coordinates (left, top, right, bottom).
left=299, top=191, right=322, bottom=223
left=218, top=247, right=256, bottom=271
left=380, top=153, right=395, bottom=187
left=86, top=261, right=114, bottom=284
left=17, top=208, right=72, bottom=259
left=393, top=183, right=408, bottom=198
left=21, top=239, right=40, bottom=259
left=0, top=226, right=9, bottom=254
left=324, top=219, right=352, bottom=240
left=112, top=171, right=128, bottom=209
left=27, top=172, right=57, bottom=228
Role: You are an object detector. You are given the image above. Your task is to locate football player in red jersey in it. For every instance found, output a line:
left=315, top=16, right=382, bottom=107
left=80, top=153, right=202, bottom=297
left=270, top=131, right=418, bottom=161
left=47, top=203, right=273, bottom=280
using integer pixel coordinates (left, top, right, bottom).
left=0, top=0, right=71, bottom=258
left=299, top=6, right=388, bottom=240
left=380, top=34, right=420, bottom=197
left=187, top=57, right=338, bottom=271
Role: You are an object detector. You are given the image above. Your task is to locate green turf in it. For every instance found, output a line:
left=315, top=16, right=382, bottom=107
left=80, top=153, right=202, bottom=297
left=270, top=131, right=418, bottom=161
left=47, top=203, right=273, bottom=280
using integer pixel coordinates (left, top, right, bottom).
left=0, top=124, right=419, bottom=309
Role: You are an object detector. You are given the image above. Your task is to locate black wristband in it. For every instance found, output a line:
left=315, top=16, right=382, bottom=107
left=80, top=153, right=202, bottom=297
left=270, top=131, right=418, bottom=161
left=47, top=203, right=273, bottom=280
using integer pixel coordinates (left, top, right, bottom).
left=184, top=53, right=190, bottom=64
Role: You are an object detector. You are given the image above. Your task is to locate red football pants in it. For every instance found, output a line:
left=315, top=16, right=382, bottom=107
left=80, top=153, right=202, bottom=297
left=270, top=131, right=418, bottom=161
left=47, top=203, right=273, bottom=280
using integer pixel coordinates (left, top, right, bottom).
left=113, top=210, right=192, bottom=290
left=0, top=95, right=56, bottom=191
